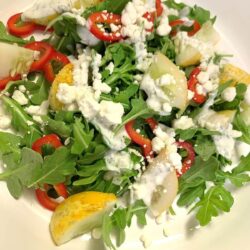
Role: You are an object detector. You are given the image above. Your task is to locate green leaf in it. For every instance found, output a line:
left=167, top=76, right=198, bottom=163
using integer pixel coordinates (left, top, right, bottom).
left=232, top=154, right=250, bottom=174
left=177, top=183, right=206, bottom=207
left=115, top=98, right=152, bottom=133
left=78, top=144, right=108, bottom=165
left=84, top=0, right=130, bottom=18
left=0, top=132, right=22, bottom=161
left=0, top=148, right=43, bottom=198
left=0, top=21, right=27, bottom=45
left=194, top=136, right=216, bottom=161
left=165, top=0, right=187, bottom=10
left=102, top=214, right=116, bottom=250
left=42, top=116, right=71, bottom=138
left=233, top=114, right=250, bottom=144
left=28, top=147, right=76, bottom=187
left=176, top=128, right=219, bottom=141
left=193, top=185, right=234, bottom=226
left=180, top=156, right=219, bottom=188
left=1, top=96, right=41, bottom=147
left=71, top=118, right=94, bottom=155
left=189, top=5, right=216, bottom=25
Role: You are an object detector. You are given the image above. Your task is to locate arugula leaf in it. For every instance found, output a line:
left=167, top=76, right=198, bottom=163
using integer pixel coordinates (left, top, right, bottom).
left=194, top=135, right=216, bottom=161
left=147, top=34, right=176, bottom=61
left=102, top=200, right=147, bottom=249
left=115, top=98, right=153, bottom=133
left=28, top=147, right=76, bottom=187
left=0, top=148, right=43, bottom=198
left=189, top=5, right=216, bottom=25
left=83, top=0, right=130, bottom=18
left=1, top=95, right=41, bottom=146
left=78, top=144, right=108, bottom=165
left=232, top=154, right=250, bottom=174
left=71, top=118, right=94, bottom=155
left=48, top=16, right=81, bottom=54
left=176, top=127, right=219, bottom=141
left=233, top=113, right=250, bottom=144
left=0, top=132, right=22, bottom=161
left=177, top=182, right=206, bottom=207
left=193, top=185, right=234, bottom=226
left=164, top=0, right=187, bottom=10
left=179, top=156, right=219, bottom=191
left=0, top=21, right=27, bottom=45
left=42, top=116, right=71, bottom=138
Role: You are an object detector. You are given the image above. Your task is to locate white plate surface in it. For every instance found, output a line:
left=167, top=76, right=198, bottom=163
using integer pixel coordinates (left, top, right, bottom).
left=0, top=1, right=249, bottom=250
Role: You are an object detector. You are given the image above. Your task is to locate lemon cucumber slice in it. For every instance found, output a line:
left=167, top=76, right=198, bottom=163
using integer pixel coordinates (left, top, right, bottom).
left=0, top=42, right=35, bottom=79
left=148, top=52, right=188, bottom=112
left=50, top=191, right=117, bottom=245
left=49, top=63, right=74, bottom=111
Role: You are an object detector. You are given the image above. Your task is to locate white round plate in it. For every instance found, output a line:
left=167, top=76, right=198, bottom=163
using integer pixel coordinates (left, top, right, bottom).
left=0, top=1, right=249, bottom=250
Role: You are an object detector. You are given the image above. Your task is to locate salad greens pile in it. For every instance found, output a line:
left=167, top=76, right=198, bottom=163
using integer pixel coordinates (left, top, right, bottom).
left=0, top=0, right=250, bottom=249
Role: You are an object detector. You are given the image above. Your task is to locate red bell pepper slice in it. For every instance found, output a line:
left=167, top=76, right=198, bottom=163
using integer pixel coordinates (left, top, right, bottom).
left=43, top=51, right=70, bottom=82
left=155, top=0, right=164, bottom=17
left=169, top=19, right=201, bottom=37
left=145, top=117, right=158, bottom=131
left=88, top=12, right=122, bottom=42
left=7, top=13, right=36, bottom=37
left=142, top=12, right=155, bottom=32
left=35, top=183, right=68, bottom=211
left=125, top=120, right=153, bottom=159
left=24, top=42, right=54, bottom=72
left=176, top=141, right=195, bottom=177
left=188, top=67, right=206, bottom=104
left=0, top=74, right=21, bottom=91
left=32, top=134, right=62, bottom=155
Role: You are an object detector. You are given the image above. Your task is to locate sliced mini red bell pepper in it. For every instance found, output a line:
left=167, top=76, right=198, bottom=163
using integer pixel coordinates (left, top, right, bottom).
left=88, top=12, right=122, bottom=42
left=35, top=183, right=68, bottom=211
left=43, top=51, right=70, bottom=82
left=188, top=67, right=206, bottom=104
left=176, top=141, right=195, bottom=177
left=125, top=120, right=153, bottom=159
left=24, top=41, right=54, bottom=72
left=145, top=117, right=158, bottom=131
left=155, top=0, right=164, bottom=17
left=32, top=134, right=62, bottom=155
left=169, top=19, right=201, bottom=37
left=142, top=12, right=155, bottom=32
left=7, top=13, right=36, bottom=37
left=0, top=74, right=21, bottom=91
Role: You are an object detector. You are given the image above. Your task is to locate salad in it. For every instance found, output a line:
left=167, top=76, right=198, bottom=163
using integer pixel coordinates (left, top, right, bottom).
left=0, top=0, right=250, bottom=249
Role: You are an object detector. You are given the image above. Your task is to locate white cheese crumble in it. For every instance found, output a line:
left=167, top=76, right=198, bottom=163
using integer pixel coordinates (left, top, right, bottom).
left=172, top=116, right=195, bottom=130
left=157, top=9, right=171, bottom=36
left=141, top=73, right=176, bottom=115
left=151, top=124, right=182, bottom=171
left=12, top=90, right=28, bottom=106
left=236, top=141, right=250, bottom=158
left=25, top=100, right=49, bottom=124
left=56, top=83, right=76, bottom=104
left=221, top=87, right=236, bottom=102
left=106, top=62, right=115, bottom=74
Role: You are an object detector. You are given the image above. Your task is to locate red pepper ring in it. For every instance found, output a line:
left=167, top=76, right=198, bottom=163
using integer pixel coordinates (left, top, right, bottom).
left=7, top=13, right=36, bottom=37
left=43, top=51, right=70, bottom=82
left=0, top=74, right=21, bottom=91
left=35, top=183, right=68, bottom=211
left=142, top=12, right=155, bottom=32
left=125, top=120, right=153, bottom=159
left=155, top=0, right=164, bottom=17
left=188, top=67, right=207, bottom=104
left=88, top=12, right=122, bottom=42
left=24, top=41, right=54, bottom=72
left=176, top=141, right=195, bottom=177
left=32, top=134, right=63, bottom=155
left=145, top=117, right=158, bottom=131
left=169, top=19, right=201, bottom=37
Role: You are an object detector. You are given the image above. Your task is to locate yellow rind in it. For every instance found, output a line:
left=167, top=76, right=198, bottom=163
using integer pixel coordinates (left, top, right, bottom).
left=50, top=191, right=117, bottom=245
left=220, top=64, right=250, bottom=85
left=49, top=63, right=74, bottom=111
